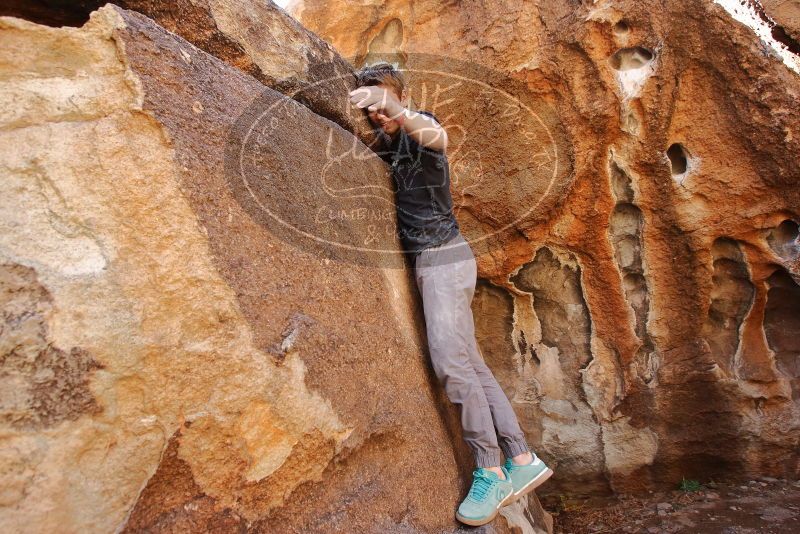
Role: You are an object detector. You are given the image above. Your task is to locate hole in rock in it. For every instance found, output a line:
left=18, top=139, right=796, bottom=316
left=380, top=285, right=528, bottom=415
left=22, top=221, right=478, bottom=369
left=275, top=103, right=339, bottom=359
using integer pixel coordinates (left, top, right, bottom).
left=622, top=108, right=640, bottom=135
left=623, top=272, right=649, bottom=339
left=511, top=249, right=611, bottom=496
left=364, top=18, right=406, bottom=67
left=764, top=269, right=800, bottom=399
left=0, top=0, right=102, bottom=27
left=702, top=238, right=754, bottom=375
left=610, top=202, right=643, bottom=240
left=613, top=20, right=630, bottom=36
left=767, top=220, right=800, bottom=262
left=609, top=202, right=650, bottom=341
left=634, top=345, right=658, bottom=386
left=667, top=143, right=689, bottom=176
left=609, top=160, right=635, bottom=203
left=609, top=46, right=654, bottom=70
left=510, top=247, right=592, bottom=378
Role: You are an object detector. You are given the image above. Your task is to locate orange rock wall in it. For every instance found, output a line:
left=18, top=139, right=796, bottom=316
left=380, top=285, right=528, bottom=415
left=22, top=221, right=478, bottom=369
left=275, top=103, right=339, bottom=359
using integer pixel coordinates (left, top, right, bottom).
left=292, top=0, right=800, bottom=496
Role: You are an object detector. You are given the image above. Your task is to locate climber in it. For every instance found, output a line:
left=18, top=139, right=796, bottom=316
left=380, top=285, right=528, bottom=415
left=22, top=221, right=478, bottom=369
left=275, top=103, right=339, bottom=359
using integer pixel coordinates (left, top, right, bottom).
left=348, top=62, right=554, bottom=527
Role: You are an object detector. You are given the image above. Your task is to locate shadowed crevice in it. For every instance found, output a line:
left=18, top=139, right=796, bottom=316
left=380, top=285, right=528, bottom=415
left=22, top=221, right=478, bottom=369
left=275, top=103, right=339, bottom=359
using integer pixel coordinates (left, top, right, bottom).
left=701, top=238, right=755, bottom=377
left=764, top=268, right=800, bottom=400
left=0, top=0, right=101, bottom=27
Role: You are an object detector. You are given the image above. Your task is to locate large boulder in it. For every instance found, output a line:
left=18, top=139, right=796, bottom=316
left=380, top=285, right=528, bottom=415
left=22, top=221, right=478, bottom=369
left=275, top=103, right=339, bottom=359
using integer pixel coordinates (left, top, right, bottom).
left=291, top=0, right=800, bottom=497
left=0, top=0, right=380, bottom=147
left=762, top=0, right=800, bottom=44
left=0, top=6, right=552, bottom=533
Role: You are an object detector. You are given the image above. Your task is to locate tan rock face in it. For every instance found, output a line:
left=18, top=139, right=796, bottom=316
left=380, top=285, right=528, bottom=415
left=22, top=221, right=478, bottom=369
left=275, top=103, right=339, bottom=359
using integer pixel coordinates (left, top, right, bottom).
left=292, top=0, right=800, bottom=497
left=761, top=0, right=800, bottom=44
left=1, top=6, right=557, bottom=533
left=2, top=0, right=798, bottom=530
left=0, top=0, right=380, bottom=147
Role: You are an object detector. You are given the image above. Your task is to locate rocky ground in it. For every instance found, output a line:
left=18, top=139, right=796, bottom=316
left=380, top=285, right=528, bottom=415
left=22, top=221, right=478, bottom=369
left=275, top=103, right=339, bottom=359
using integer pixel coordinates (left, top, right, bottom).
left=549, top=477, right=800, bottom=533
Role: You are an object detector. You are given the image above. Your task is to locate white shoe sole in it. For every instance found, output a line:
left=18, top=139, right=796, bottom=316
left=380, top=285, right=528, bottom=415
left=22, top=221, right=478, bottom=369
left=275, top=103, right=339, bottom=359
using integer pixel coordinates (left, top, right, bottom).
left=512, top=466, right=554, bottom=500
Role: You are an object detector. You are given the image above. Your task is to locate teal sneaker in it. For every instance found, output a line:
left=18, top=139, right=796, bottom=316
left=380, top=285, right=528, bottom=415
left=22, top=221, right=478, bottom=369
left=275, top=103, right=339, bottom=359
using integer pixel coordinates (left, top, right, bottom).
left=455, top=466, right=515, bottom=526
left=504, top=452, right=554, bottom=500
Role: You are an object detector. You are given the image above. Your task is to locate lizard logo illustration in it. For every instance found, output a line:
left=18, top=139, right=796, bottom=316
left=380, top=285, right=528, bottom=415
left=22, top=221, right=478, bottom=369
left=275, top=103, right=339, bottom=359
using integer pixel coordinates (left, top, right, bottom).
left=224, top=53, right=570, bottom=269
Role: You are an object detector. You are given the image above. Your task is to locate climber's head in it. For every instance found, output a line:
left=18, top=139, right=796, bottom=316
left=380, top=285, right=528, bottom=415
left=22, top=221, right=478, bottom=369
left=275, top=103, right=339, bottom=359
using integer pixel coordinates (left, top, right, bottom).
left=354, top=61, right=407, bottom=136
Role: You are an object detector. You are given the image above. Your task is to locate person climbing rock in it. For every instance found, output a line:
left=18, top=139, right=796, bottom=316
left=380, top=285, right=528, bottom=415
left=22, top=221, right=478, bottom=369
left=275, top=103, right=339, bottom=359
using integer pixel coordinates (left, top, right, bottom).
left=348, top=61, right=554, bottom=526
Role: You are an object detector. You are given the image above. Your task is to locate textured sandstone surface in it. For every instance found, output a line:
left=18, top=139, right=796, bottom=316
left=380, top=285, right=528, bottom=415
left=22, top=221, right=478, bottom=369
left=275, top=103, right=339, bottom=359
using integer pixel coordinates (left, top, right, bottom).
left=292, top=0, right=800, bottom=498
left=0, top=0, right=379, bottom=147
left=2, top=0, right=799, bottom=531
left=0, top=6, right=553, bottom=533
left=762, top=0, right=800, bottom=42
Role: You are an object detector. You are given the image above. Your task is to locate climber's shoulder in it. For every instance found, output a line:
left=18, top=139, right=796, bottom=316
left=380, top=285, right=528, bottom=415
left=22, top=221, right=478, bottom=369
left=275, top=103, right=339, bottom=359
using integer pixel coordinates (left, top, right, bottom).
left=416, top=109, right=441, bottom=125
left=412, top=110, right=447, bottom=156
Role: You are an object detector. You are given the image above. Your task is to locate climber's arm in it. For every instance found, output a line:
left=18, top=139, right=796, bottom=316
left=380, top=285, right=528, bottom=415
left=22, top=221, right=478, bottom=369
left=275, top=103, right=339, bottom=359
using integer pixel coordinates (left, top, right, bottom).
left=394, top=109, right=448, bottom=152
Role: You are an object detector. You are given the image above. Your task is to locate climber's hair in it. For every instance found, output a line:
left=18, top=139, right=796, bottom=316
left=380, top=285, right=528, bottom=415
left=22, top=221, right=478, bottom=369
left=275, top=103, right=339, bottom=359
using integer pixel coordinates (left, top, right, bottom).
left=354, top=61, right=405, bottom=99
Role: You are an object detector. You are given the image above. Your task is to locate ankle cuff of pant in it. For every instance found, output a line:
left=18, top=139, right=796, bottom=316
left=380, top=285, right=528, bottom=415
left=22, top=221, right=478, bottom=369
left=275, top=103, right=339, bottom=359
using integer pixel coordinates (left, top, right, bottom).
left=500, top=437, right=530, bottom=459
left=475, top=448, right=505, bottom=468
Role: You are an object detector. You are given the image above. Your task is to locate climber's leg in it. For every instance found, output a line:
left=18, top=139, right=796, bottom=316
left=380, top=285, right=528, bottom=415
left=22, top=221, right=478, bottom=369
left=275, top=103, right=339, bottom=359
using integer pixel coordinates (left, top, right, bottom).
left=414, top=233, right=504, bottom=469
left=440, top=235, right=529, bottom=458
left=462, top=305, right=530, bottom=458
left=450, top=244, right=554, bottom=498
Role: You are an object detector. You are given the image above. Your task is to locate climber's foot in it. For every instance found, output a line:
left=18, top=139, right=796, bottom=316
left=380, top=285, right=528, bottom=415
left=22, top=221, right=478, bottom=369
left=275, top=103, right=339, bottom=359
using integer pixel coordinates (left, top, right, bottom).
left=504, top=452, right=554, bottom=501
left=455, top=466, right=515, bottom=526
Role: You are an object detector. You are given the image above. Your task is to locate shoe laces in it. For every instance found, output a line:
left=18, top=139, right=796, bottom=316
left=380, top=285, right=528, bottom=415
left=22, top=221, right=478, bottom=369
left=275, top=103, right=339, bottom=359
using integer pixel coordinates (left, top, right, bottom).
left=468, top=469, right=499, bottom=502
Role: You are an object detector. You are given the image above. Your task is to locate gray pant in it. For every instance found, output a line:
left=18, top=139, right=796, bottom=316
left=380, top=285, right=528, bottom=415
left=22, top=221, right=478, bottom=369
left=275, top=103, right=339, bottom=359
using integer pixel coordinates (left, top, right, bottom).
left=414, top=232, right=530, bottom=468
